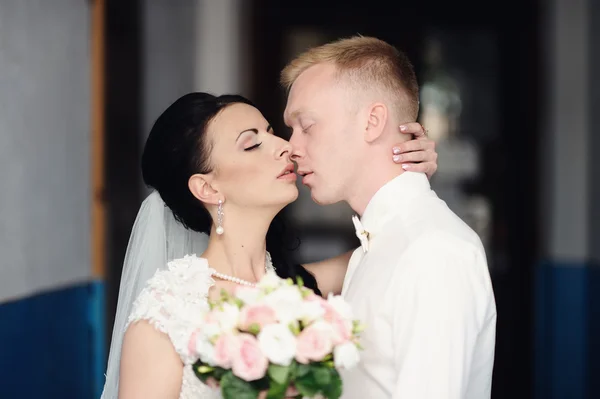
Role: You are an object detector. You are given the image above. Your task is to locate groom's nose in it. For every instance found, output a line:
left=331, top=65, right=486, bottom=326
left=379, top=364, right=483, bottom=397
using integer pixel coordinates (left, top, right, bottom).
left=289, top=131, right=305, bottom=160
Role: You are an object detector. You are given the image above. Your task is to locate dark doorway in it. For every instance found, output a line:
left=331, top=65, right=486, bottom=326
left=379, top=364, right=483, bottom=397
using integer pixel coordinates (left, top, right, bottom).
left=250, top=1, right=540, bottom=398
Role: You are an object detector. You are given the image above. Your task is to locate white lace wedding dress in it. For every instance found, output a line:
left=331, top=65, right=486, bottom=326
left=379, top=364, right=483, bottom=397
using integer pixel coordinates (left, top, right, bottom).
left=126, top=254, right=274, bottom=399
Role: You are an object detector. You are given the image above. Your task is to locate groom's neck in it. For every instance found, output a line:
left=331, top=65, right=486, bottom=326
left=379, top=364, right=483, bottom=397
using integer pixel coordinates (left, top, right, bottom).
left=347, top=160, right=406, bottom=217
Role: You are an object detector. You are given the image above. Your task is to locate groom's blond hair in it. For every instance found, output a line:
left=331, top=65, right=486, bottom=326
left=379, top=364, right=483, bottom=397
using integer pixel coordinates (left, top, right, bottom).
left=281, top=36, right=419, bottom=121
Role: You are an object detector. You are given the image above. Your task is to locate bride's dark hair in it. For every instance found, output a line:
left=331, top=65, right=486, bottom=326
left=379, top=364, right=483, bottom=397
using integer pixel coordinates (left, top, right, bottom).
left=141, top=92, right=320, bottom=295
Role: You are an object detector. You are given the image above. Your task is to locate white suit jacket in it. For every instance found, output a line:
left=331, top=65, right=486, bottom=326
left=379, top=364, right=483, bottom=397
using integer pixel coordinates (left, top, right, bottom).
left=340, top=172, right=496, bottom=399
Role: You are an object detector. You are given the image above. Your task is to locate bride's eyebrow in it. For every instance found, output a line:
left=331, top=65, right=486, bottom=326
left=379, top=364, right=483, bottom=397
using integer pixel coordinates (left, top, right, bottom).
left=235, top=125, right=271, bottom=142
left=236, top=128, right=258, bottom=142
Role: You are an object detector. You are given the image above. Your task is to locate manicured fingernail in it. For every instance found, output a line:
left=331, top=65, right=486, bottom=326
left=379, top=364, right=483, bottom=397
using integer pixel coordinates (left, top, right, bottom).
left=402, top=164, right=410, bottom=170
left=392, top=147, right=401, bottom=155
left=393, top=154, right=402, bottom=163
left=399, top=125, right=407, bottom=131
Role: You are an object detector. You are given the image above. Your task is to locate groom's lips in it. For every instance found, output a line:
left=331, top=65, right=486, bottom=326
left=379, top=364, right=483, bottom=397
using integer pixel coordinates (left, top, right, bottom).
left=300, top=172, right=314, bottom=185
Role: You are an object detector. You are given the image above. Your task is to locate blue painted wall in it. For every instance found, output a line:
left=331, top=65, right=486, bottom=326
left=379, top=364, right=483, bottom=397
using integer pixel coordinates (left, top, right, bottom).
left=535, top=263, right=600, bottom=399
left=0, top=281, right=105, bottom=399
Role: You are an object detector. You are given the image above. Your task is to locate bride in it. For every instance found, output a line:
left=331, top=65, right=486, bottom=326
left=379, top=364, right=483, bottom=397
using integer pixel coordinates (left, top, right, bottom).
left=101, top=92, right=437, bottom=398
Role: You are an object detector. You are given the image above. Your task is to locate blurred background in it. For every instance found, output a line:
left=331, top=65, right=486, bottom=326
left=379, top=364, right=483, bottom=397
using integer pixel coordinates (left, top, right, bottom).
left=0, top=0, right=597, bottom=398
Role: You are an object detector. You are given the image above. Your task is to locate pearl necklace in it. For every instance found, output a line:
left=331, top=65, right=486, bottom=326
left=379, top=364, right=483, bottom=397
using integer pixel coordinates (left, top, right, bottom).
left=211, top=252, right=275, bottom=287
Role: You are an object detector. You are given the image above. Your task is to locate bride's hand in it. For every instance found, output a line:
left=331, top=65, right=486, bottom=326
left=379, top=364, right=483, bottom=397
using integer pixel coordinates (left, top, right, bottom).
left=258, top=385, right=299, bottom=398
left=209, top=378, right=299, bottom=398
left=393, top=122, right=438, bottom=178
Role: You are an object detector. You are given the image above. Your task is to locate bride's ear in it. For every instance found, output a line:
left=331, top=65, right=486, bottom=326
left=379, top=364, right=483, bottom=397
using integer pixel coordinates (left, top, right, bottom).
left=188, top=173, right=222, bottom=205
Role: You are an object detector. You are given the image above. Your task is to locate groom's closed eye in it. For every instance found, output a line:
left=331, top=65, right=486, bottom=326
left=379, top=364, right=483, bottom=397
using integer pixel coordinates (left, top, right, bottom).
left=301, top=124, right=314, bottom=134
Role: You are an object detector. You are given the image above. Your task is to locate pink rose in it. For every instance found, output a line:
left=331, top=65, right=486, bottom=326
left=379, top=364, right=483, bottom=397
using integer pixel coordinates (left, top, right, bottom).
left=327, top=312, right=352, bottom=345
left=295, top=322, right=334, bottom=364
left=231, top=333, right=268, bottom=381
left=187, top=328, right=201, bottom=355
left=205, top=311, right=218, bottom=323
left=314, top=300, right=351, bottom=345
left=305, top=293, right=322, bottom=302
left=213, top=333, right=238, bottom=369
left=239, top=304, right=277, bottom=331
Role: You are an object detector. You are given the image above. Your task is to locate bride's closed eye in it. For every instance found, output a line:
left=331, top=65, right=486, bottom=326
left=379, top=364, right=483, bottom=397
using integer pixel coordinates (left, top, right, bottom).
left=243, top=124, right=273, bottom=151
left=244, top=142, right=262, bottom=151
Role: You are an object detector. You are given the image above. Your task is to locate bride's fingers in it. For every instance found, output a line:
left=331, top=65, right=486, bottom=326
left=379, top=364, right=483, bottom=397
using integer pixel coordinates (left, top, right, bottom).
left=392, top=138, right=435, bottom=155
left=401, top=159, right=438, bottom=177
left=285, top=385, right=299, bottom=396
left=206, top=378, right=219, bottom=389
left=393, top=149, right=435, bottom=164
left=399, top=122, right=427, bottom=136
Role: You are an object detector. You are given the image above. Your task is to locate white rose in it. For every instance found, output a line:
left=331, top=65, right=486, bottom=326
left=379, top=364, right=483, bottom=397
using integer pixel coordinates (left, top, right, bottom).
left=257, top=324, right=297, bottom=366
left=298, top=300, right=325, bottom=325
left=333, top=342, right=360, bottom=370
left=235, top=286, right=261, bottom=305
left=195, top=336, right=217, bottom=366
left=264, top=285, right=303, bottom=324
left=217, top=303, right=241, bottom=332
left=201, top=320, right=222, bottom=340
left=258, top=273, right=283, bottom=290
left=327, top=293, right=354, bottom=320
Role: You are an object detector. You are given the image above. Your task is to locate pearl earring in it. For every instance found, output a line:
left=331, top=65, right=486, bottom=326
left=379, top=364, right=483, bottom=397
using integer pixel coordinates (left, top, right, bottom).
left=216, top=199, right=224, bottom=235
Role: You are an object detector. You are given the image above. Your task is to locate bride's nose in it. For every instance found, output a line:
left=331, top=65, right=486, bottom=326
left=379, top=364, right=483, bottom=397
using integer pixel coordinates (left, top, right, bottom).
left=276, top=141, right=293, bottom=160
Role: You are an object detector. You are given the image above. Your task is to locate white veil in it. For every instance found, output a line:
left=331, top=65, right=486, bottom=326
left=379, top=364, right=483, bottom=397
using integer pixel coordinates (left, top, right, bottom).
left=100, top=191, right=209, bottom=398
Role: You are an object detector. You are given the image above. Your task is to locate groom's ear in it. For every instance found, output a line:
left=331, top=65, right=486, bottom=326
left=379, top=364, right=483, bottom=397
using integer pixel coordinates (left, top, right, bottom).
left=188, top=173, right=221, bottom=206
left=364, top=103, right=388, bottom=143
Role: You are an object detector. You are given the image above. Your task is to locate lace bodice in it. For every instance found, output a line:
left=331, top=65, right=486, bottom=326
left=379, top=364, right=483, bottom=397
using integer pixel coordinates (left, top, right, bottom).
left=127, top=255, right=220, bottom=399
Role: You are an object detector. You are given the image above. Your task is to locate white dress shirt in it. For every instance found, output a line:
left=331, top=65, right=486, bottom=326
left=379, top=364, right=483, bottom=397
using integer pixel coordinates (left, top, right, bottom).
left=340, top=172, right=496, bottom=399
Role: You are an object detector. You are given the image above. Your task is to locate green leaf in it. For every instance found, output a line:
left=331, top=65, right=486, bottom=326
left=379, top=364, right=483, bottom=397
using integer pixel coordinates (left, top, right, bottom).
left=323, top=369, right=343, bottom=399
left=295, top=363, right=311, bottom=378
left=252, top=376, right=271, bottom=392
left=212, top=366, right=228, bottom=380
left=220, top=371, right=259, bottom=399
left=265, top=364, right=292, bottom=399
left=219, top=288, right=229, bottom=301
left=268, top=364, right=291, bottom=385
left=248, top=323, right=261, bottom=335
left=289, top=321, right=301, bottom=336
left=294, top=364, right=339, bottom=398
left=295, top=376, right=319, bottom=398
left=296, top=276, right=305, bottom=288
left=352, top=320, right=367, bottom=334
left=288, top=360, right=299, bottom=379
left=295, top=365, right=324, bottom=397
left=266, top=380, right=288, bottom=399
left=312, top=365, right=332, bottom=386
left=192, top=361, right=214, bottom=384
left=196, top=365, right=214, bottom=374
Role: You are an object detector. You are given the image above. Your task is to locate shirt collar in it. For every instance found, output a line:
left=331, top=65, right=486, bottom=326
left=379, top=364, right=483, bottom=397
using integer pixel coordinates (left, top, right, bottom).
left=357, top=172, right=431, bottom=243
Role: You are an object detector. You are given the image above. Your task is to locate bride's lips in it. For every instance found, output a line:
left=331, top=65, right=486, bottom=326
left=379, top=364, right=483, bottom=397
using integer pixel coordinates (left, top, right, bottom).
left=277, top=164, right=297, bottom=181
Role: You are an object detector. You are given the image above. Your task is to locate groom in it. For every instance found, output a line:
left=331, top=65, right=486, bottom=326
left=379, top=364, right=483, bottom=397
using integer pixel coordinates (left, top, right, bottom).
left=282, top=36, right=496, bottom=398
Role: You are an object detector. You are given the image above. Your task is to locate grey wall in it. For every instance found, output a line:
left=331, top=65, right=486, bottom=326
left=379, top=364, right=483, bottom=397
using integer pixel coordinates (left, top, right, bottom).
left=0, top=0, right=91, bottom=302
left=139, top=0, right=248, bottom=195
left=540, top=0, right=590, bottom=262
left=590, top=0, right=600, bottom=263
left=141, top=0, right=197, bottom=143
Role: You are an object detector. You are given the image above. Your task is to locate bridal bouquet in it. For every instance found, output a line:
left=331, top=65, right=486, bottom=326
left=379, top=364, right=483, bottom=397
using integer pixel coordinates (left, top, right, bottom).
left=189, top=274, right=364, bottom=399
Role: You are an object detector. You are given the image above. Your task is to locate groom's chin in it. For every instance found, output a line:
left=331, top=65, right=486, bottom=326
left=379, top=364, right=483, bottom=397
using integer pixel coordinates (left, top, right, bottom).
left=310, top=190, right=337, bottom=206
